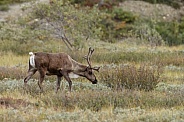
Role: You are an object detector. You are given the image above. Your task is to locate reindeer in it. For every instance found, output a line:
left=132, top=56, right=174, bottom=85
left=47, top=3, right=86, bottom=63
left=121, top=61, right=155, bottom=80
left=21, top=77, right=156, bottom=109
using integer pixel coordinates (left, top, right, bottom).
left=24, top=47, right=100, bottom=93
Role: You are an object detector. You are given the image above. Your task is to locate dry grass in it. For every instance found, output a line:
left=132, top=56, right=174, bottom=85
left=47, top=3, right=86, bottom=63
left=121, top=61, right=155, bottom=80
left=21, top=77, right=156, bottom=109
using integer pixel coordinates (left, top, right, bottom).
left=0, top=79, right=184, bottom=121
left=0, top=43, right=184, bottom=121
left=0, top=52, right=28, bottom=67
left=100, top=63, right=163, bottom=91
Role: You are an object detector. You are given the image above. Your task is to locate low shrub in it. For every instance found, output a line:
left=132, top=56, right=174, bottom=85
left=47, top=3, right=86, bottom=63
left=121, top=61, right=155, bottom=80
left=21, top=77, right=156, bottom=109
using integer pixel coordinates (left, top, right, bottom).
left=98, top=8, right=137, bottom=41
left=112, top=8, right=136, bottom=23
left=0, top=5, right=9, bottom=11
left=133, top=20, right=165, bottom=46
left=0, top=67, right=26, bottom=80
left=100, top=63, right=163, bottom=91
left=155, top=21, right=184, bottom=46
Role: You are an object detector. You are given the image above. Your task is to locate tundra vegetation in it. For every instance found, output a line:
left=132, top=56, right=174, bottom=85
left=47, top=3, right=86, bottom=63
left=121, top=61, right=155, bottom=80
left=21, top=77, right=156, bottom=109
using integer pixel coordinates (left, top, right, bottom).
left=0, top=0, right=184, bottom=121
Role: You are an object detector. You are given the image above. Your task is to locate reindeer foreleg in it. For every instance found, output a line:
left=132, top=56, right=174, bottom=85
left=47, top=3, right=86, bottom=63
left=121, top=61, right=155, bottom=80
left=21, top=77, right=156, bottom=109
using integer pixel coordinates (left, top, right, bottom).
left=56, top=75, right=62, bottom=93
left=38, top=69, right=46, bottom=93
left=60, top=70, right=72, bottom=92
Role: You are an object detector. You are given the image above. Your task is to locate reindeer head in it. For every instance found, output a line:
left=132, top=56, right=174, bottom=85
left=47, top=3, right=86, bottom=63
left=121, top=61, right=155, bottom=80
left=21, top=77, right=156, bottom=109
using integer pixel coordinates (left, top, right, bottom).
left=83, top=47, right=100, bottom=84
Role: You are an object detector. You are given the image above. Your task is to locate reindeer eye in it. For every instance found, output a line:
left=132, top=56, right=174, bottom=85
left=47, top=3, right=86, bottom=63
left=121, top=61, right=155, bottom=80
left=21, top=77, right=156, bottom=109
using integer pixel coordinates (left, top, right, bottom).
left=88, top=71, right=92, bottom=75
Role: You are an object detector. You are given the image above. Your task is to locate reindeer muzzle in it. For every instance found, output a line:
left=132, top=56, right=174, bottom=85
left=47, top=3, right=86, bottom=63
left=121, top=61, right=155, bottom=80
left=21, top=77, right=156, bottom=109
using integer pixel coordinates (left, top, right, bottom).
left=92, top=79, right=98, bottom=84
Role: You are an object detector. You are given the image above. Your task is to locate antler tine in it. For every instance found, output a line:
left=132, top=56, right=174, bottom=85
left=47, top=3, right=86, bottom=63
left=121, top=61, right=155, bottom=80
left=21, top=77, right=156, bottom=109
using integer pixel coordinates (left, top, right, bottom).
left=92, top=66, right=100, bottom=72
left=84, top=47, right=100, bottom=71
left=84, top=47, right=94, bottom=68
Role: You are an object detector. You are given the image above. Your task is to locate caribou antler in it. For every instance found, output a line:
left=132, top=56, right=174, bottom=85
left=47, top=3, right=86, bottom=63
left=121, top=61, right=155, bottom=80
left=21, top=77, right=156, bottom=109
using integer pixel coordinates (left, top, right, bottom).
left=84, top=47, right=100, bottom=72
left=84, top=47, right=94, bottom=68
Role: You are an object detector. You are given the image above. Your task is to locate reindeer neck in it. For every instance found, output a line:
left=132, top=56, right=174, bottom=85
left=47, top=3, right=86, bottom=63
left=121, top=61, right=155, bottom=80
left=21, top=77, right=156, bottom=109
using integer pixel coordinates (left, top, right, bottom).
left=70, top=58, right=87, bottom=72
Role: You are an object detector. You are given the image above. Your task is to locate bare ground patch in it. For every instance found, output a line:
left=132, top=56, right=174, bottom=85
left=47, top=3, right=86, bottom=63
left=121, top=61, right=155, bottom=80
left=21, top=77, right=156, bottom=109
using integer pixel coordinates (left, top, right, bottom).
left=0, top=0, right=49, bottom=22
left=120, top=1, right=184, bottom=21
left=0, top=97, right=32, bottom=109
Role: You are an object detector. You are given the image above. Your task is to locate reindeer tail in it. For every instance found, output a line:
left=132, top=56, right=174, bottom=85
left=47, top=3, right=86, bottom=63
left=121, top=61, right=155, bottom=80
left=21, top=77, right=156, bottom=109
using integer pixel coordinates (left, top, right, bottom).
left=29, top=52, right=35, bottom=67
left=29, top=52, right=34, bottom=56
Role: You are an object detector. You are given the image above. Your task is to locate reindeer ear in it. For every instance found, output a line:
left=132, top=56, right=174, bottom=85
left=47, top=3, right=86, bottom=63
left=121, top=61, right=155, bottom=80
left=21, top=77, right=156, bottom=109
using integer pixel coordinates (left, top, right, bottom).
left=83, top=67, right=88, bottom=72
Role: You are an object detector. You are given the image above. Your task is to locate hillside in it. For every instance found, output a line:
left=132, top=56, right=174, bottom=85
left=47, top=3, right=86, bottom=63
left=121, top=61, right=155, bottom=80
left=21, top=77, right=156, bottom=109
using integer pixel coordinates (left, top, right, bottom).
left=120, top=1, right=184, bottom=22
left=1, top=0, right=184, bottom=51
left=0, top=0, right=49, bottom=22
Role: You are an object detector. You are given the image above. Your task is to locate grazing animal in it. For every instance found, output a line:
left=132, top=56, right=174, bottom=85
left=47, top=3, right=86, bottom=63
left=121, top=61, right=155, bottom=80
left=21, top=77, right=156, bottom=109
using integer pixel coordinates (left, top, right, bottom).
left=24, top=47, right=100, bottom=93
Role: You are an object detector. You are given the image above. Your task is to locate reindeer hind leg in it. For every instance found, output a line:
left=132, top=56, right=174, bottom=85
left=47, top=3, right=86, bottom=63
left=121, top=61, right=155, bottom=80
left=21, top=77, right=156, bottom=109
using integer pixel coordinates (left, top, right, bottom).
left=24, top=69, right=37, bottom=85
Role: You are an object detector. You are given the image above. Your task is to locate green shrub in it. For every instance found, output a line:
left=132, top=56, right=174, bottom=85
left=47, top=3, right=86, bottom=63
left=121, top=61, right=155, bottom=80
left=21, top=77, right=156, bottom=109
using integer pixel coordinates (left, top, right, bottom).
left=133, top=20, right=165, bottom=46
left=100, top=63, right=163, bottom=91
left=95, top=8, right=137, bottom=41
left=29, top=1, right=108, bottom=48
left=112, top=8, right=136, bottom=23
left=155, top=21, right=184, bottom=46
left=0, top=19, right=62, bottom=54
left=0, top=5, right=9, bottom=11
left=31, top=1, right=139, bottom=43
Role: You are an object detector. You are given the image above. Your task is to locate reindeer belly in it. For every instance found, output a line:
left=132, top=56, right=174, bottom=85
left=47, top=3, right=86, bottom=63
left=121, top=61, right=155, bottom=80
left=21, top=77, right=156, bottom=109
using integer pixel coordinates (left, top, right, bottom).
left=46, top=69, right=61, bottom=76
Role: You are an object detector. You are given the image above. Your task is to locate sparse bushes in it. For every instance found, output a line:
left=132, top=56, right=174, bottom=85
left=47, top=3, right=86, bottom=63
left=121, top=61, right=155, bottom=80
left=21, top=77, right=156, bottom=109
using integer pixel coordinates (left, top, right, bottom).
left=0, top=5, right=9, bottom=11
left=2, top=0, right=184, bottom=52
left=0, top=67, right=26, bottom=80
left=0, top=20, right=67, bottom=54
left=30, top=1, right=138, bottom=44
left=1, top=0, right=184, bottom=54
left=155, top=20, right=184, bottom=46
left=100, top=63, right=163, bottom=91
left=30, top=1, right=107, bottom=49
left=133, top=21, right=165, bottom=46
left=0, top=19, right=53, bottom=54
left=112, top=8, right=136, bottom=23
left=98, top=8, right=137, bottom=41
